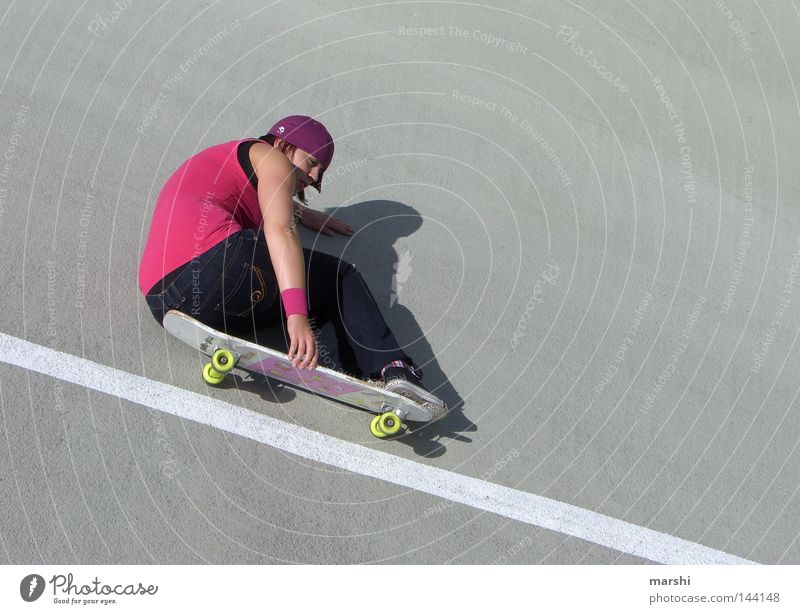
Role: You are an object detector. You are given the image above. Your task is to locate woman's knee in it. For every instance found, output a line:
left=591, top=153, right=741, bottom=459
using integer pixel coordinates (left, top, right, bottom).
left=306, top=249, right=357, bottom=279
left=340, top=260, right=359, bottom=277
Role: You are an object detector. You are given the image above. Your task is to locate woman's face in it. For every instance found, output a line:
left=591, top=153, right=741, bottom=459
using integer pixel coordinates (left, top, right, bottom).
left=286, top=144, right=323, bottom=194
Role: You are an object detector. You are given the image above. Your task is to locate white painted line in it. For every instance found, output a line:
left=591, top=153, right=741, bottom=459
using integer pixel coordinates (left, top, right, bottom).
left=0, top=332, right=755, bottom=565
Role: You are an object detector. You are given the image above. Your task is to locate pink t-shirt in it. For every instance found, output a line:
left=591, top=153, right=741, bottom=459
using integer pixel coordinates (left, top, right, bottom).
left=138, top=139, right=262, bottom=295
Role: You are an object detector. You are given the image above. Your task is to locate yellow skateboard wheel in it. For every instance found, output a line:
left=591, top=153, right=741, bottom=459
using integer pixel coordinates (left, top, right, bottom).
left=211, top=349, right=236, bottom=373
left=377, top=412, right=403, bottom=436
left=203, top=362, right=226, bottom=385
left=370, top=415, right=389, bottom=439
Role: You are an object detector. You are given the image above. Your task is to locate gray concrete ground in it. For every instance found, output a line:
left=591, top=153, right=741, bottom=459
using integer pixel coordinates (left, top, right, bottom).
left=0, top=0, right=799, bottom=564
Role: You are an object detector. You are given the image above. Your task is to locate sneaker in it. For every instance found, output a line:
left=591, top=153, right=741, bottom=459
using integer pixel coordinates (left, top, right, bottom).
left=381, top=361, right=445, bottom=412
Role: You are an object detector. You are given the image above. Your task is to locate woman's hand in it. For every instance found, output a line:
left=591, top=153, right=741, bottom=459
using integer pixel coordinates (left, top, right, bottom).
left=300, top=208, right=354, bottom=236
left=286, top=314, right=318, bottom=370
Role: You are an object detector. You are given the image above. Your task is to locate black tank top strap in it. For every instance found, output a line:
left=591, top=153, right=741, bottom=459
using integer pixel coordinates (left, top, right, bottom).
left=237, top=138, right=268, bottom=191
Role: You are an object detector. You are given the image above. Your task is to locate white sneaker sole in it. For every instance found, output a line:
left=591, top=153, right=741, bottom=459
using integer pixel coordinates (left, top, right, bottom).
left=385, top=380, right=447, bottom=420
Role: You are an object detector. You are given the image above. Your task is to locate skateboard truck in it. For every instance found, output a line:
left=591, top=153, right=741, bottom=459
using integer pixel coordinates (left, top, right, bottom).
left=367, top=403, right=408, bottom=439
left=202, top=347, right=241, bottom=385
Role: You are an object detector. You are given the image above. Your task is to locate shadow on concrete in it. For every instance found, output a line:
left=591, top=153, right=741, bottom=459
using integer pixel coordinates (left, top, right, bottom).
left=207, top=370, right=297, bottom=405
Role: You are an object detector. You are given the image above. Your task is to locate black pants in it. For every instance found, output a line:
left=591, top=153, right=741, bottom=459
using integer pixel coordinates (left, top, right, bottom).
left=144, top=228, right=413, bottom=379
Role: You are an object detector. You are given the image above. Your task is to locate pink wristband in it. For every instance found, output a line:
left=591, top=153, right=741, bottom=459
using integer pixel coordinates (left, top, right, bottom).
left=281, top=288, right=308, bottom=317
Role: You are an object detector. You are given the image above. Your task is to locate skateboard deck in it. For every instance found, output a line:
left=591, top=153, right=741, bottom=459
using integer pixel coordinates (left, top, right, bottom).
left=163, top=310, right=447, bottom=435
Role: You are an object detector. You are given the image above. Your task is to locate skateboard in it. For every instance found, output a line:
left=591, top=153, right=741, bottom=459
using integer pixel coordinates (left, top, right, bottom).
left=163, top=310, right=448, bottom=438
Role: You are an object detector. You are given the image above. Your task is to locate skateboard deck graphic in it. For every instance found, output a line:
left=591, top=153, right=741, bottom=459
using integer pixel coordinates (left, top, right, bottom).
left=163, top=310, right=445, bottom=428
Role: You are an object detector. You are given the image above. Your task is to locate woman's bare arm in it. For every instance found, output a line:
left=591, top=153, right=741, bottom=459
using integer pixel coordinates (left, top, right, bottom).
left=251, top=142, right=317, bottom=369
